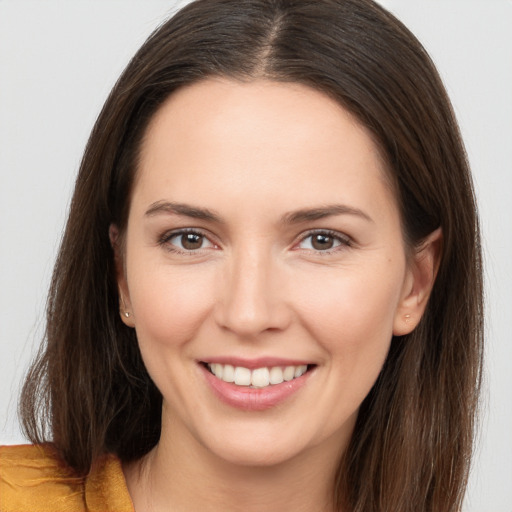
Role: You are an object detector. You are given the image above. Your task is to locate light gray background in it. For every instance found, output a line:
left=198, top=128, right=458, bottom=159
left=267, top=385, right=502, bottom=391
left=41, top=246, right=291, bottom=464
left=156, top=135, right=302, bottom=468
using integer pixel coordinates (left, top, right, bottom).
left=1, top=1, right=511, bottom=510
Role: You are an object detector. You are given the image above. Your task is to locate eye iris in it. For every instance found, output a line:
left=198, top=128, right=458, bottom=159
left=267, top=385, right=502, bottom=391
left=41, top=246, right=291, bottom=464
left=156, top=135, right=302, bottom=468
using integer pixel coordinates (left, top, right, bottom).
left=182, top=233, right=203, bottom=250
left=312, top=234, right=334, bottom=250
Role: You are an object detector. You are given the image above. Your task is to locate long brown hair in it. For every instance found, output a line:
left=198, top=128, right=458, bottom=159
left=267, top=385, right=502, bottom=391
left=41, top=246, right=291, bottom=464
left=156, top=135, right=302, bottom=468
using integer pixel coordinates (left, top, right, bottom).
left=20, top=1, right=483, bottom=510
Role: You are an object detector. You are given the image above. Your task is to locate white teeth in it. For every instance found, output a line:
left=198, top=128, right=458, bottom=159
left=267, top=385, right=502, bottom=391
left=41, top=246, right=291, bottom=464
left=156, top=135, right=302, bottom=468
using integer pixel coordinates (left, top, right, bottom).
left=212, top=363, right=223, bottom=379
left=222, top=364, right=235, bottom=382
left=234, top=366, right=252, bottom=386
left=269, top=367, right=284, bottom=385
left=251, top=367, right=270, bottom=388
left=294, top=365, right=307, bottom=378
left=283, top=366, right=296, bottom=381
left=207, top=363, right=310, bottom=388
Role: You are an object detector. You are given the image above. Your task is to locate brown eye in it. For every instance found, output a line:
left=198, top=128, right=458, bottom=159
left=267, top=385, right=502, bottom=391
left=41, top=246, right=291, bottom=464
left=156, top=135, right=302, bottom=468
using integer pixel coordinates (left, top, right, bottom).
left=182, top=233, right=203, bottom=250
left=311, top=234, right=334, bottom=250
left=297, top=231, right=348, bottom=252
left=167, top=231, right=214, bottom=252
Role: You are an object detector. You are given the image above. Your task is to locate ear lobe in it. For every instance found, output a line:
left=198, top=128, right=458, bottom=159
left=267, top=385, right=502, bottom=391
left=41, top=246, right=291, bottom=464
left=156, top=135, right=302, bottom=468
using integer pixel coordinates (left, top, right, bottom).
left=393, top=227, right=443, bottom=336
left=109, top=224, right=135, bottom=328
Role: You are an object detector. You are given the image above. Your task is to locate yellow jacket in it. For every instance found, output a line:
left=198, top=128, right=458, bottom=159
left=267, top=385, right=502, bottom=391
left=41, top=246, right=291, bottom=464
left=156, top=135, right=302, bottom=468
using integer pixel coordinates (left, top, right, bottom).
left=0, top=444, right=134, bottom=512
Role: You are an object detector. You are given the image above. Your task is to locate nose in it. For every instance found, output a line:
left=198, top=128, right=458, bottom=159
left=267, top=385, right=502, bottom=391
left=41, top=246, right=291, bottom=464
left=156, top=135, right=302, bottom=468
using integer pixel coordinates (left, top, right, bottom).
left=214, top=247, right=292, bottom=338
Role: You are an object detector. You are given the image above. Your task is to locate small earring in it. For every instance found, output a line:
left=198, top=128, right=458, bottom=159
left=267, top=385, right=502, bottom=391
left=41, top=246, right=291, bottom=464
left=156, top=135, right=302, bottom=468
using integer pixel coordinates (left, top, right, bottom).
left=119, top=294, right=131, bottom=319
left=404, top=314, right=411, bottom=323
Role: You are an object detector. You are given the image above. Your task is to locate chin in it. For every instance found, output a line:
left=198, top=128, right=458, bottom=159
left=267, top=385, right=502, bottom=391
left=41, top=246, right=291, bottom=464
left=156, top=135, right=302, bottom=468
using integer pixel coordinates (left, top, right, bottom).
left=209, top=438, right=306, bottom=468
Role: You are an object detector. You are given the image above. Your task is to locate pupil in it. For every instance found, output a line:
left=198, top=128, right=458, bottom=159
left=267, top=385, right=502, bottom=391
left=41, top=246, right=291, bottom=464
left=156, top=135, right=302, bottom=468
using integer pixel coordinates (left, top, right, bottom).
left=312, top=234, right=333, bottom=250
left=182, top=233, right=202, bottom=250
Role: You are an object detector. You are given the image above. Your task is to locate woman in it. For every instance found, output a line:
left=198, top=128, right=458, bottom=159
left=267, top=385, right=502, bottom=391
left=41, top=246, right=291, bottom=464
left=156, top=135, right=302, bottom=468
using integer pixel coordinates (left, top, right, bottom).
left=0, top=0, right=483, bottom=511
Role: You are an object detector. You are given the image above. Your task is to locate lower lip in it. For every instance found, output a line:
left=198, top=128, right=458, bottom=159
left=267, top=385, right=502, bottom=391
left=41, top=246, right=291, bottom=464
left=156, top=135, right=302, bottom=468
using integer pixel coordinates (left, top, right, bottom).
left=200, top=365, right=312, bottom=411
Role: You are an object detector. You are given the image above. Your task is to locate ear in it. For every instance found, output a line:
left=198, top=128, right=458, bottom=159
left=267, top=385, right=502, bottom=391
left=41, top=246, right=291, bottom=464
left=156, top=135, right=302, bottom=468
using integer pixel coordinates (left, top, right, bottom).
left=393, top=227, right=442, bottom=336
left=109, top=224, right=135, bottom=328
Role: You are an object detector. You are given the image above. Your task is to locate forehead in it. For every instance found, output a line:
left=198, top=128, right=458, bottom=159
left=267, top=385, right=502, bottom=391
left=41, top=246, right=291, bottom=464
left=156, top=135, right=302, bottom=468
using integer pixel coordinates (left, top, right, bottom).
left=142, top=78, right=381, bottom=163
left=134, top=78, right=398, bottom=222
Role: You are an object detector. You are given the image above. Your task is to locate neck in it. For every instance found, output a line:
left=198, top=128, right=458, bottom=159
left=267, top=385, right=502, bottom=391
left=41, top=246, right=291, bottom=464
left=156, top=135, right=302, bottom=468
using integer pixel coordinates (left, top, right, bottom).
left=124, top=415, right=344, bottom=512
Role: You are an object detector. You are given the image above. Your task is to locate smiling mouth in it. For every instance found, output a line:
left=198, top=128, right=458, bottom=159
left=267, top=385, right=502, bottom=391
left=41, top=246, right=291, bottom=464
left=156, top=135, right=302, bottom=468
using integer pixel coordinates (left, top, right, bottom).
left=203, top=363, right=314, bottom=389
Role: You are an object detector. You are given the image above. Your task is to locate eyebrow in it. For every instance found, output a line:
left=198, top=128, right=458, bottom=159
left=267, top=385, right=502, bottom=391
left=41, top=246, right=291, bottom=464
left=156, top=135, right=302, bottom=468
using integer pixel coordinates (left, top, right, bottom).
left=145, top=201, right=223, bottom=223
left=281, top=205, right=374, bottom=224
left=145, top=201, right=373, bottom=224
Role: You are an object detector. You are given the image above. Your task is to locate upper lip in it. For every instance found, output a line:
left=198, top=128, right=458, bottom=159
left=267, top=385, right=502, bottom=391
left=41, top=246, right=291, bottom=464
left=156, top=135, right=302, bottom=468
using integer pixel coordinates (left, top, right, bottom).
left=200, top=357, right=313, bottom=370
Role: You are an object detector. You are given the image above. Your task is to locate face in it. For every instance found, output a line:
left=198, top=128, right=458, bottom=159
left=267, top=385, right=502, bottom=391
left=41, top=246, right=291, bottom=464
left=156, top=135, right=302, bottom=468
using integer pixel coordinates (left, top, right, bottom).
left=115, top=79, right=430, bottom=468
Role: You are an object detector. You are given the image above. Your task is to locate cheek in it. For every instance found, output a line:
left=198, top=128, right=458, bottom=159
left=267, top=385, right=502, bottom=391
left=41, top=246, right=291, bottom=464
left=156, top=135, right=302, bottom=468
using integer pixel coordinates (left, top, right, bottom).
left=126, top=263, right=219, bottom=403
left=128, top=263, right=216, bottom=349
left=293, top=262, right=404, bottom=363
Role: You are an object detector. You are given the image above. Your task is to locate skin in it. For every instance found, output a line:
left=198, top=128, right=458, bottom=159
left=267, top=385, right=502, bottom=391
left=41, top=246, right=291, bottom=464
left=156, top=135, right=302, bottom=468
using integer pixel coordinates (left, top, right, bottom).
left=113, top=79, right=441, bottom=512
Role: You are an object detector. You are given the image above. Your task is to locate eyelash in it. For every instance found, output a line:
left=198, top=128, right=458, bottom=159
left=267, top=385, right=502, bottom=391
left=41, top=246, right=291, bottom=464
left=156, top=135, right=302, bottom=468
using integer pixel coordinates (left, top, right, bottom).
left=158, top=228, right=215, bottom=255
left=158, top=228, right=352, bottom=255
left=295, top=229, right=352, bottom=254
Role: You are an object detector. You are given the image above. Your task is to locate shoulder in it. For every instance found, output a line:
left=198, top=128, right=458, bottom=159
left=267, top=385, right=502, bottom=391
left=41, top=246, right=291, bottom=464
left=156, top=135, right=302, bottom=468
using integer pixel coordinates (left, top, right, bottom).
left=0, top=444, right=85, bottom=512
left=0, top=444, right=133, bottom=512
